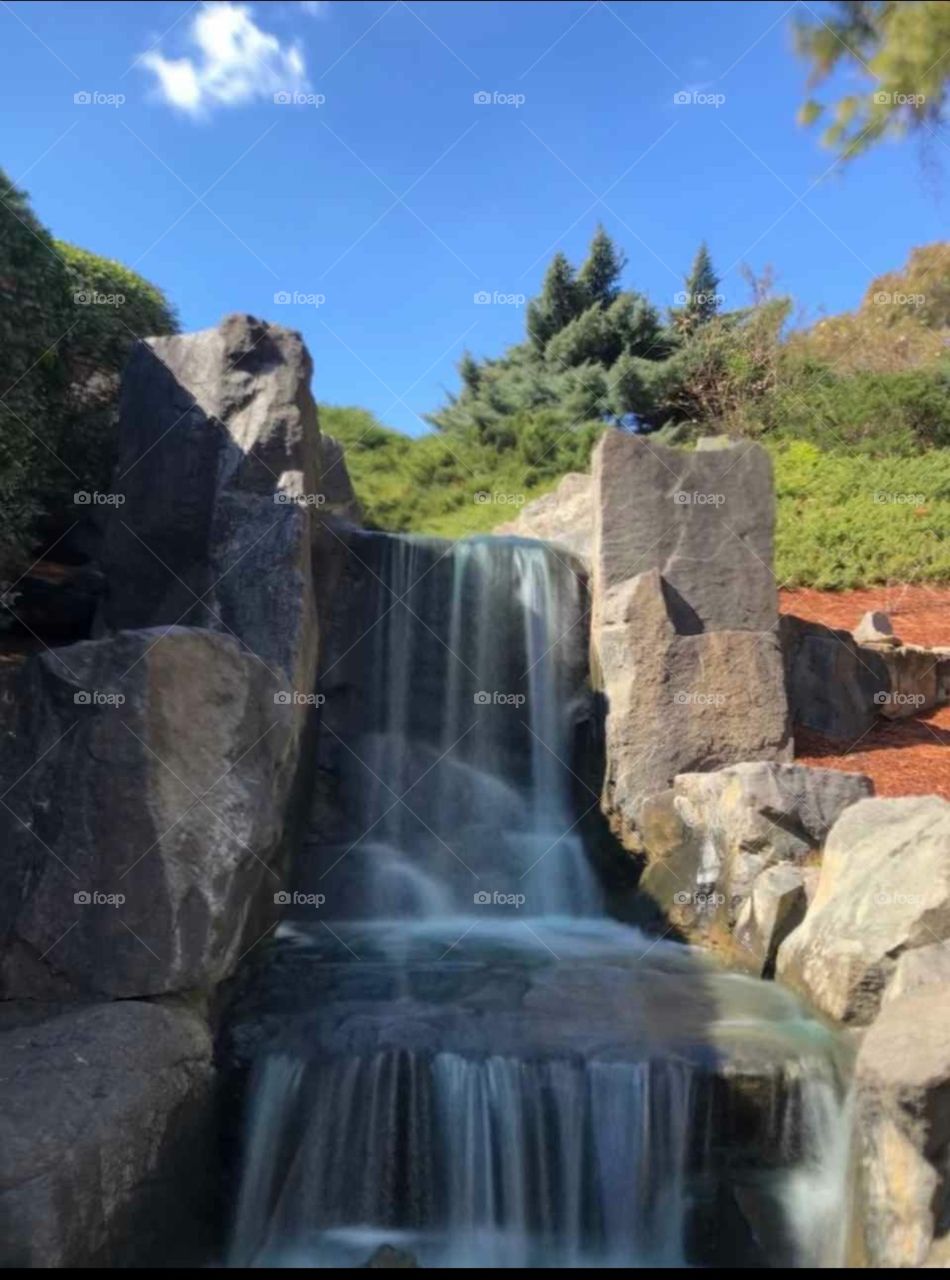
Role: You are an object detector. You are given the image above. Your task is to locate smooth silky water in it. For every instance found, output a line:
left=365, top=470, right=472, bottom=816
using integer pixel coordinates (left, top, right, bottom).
left=225, top=534, right=854, bottom=1269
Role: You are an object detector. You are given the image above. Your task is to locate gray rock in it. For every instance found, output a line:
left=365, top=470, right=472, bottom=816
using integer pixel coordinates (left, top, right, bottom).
left=495, top=471, right=593, bottom=564
left=873, top=643, right=941, bottom=719
left=592, top=430, right=777, bottom=633
left=854, top=986, right=950, bottom=1267
left=594, top=569, right=791, bottom=834
left=98, top=313, right=320, bottom=705
left=780, top=614, right=889, bottom=742
left=319, top=434, right=362, bottom=525
left=0, top=627, right=299, bottom=999
left=854, top=609, right=899, bottom=646
left=777, top=796, right=950, bottom=1024
left=734, top=864, right=809, bottom=975
left=0, top=1000, right=214, bottom=1267
left=883, top=940, right=950, bottom=1005
left=637, top=761, right=870, bottom=933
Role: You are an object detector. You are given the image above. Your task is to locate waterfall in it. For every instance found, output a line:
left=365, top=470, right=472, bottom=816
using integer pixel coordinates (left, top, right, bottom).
left=227, top=533, right=853, bottom=1268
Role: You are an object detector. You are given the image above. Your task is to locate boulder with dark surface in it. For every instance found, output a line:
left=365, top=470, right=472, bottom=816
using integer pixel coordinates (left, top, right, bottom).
left=0, top=627, right=299, bottom=999
left=97, top=313, right=321, bottom=703
left=777, top=796, right=950, bottom=1024
left=780, top=614, right=889, bottom=742
left=0, top=1000, right=214, bottom=1267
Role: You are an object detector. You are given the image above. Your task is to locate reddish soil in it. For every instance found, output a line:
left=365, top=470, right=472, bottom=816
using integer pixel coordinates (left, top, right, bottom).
left=780, top=585, right=950, bottom=800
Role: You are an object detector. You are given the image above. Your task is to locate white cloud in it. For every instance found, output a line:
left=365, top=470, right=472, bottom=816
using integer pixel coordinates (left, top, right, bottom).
left=299, top=1, right=329, bottom=15
left=141, top=2, right=309, bottom=116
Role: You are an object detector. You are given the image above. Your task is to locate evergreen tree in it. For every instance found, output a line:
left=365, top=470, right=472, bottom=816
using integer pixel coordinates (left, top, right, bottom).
left=577, top=224, right=626, bottom=309
left=676, top=243, right=721, bottom=334
left=525, top=252, right=582, bottom=351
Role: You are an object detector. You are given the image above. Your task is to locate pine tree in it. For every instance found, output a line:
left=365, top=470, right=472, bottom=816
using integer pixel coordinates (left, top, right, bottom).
left=677, top=243, right=721, bottom=334
left=577, top=225, right=626, bottom=309
left=526, top=252, right=582, bottom=351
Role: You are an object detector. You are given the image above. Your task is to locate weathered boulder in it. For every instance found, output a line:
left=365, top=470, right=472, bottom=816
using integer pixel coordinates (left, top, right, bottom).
left=0, top=1000, right=214, bottom=1267
left=0, top=627, right=299, bottom=999
left=637, top=761, right=870, bottom=933
left=98, top=313, right=320, bottom=703
left=495, top=472, right=593, bottom=563
left=734, top=864, right=809, bottom=976
left=777, top=796, right=950, bottom=1024
left=854, top=986, right=950, bottom=1267
left=780, top=614, right=889, bottom=742
left=593, top=431, right=777, bottom=633
left=883, top=940, right=950, bottom=1006
left=873, top=643, right=941, bottom=719
left=595, top=569, right=791, bottom=835
left=854, top=610, right=899, bottom=647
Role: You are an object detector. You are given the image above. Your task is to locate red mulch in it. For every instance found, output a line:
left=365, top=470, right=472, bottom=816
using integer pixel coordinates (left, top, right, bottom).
left=780, top=585, right=950, bottom=800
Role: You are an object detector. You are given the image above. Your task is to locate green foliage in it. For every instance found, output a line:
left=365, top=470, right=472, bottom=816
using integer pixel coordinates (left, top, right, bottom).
left=576, top=223, right=627, bottom=308
left=673, top=242, right=721, bottom=334
left=795, top=1, right=950, bottom=160
left=0, top=169, right=178, bottom=570
left=773, top=439, right=950, bottom=588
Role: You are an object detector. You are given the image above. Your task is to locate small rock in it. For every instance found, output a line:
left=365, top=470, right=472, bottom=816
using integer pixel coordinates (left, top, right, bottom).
left=734, top=863, right=808, bottom=976
left=854, top=610, right=900, bottom=647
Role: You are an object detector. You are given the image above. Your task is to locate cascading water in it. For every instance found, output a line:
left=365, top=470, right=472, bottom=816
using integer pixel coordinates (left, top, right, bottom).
left=225, top=534, right=853, bottom=1269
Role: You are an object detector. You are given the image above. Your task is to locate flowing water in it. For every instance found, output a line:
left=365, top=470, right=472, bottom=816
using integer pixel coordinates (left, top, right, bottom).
left=226, top=534, right=853, bottom=1269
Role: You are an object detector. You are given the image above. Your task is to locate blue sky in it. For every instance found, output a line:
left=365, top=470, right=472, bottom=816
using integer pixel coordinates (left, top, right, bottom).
left=2, top=0, right=946, bottom=434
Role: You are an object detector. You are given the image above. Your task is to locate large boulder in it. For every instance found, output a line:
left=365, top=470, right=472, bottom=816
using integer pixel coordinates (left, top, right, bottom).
left=98, top=313, right=321, bottom=703
left=777, top=796, right=950, bottom=1024
left=495, top=472, right=593, bottom=563
left=637, top=761, right=870, bottom=934
left=854, top=987, right=950, bottom=1267
left=733, top=864, right=810, bottom=976
left=0, top=1000, right=214, bottom=1267
left=0, top=627, right=300, bottom=999
left=780, top=615, right=889, bottom=741
left=590, top=433, right=791, bottom=834
left=593, top=431, right=777, bottom=633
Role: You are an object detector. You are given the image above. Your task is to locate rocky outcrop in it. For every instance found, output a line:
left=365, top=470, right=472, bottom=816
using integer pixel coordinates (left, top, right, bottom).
left=883, top=941, right=950, bottom=1005
left=637, top=761, right=870, bottom=940
left=319, top=434, right=362, bottom=525
left=777, top=796, right=950, bottom=1024
left=590, top=432, right=791, bottom=833
left=0, top=1000, right=214, bottom=1267
left=780, top=615, right=889, bottom=742
left=854, top=986, right=950, bottom=1267
left=495, top=472, right=593, bottom=562
left=0, top=627, right=298, bottom=999
left=98, top=313, right=321, bottom=705
left=733, top=864, right=811, bottom=976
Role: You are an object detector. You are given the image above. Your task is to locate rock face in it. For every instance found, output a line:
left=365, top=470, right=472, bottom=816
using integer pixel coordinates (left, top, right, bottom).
left=780, top=615, right=889, bottom=742
left=0, top=1000, right=214, bottom=1267
left=0, top=627, right=297, bottom=999
left=637, top=761, right=870, bottom=936
left=98, top=313, right=321, bottom=702
left=777, top=796, right=950, bottom=1024
left=495, top=472, right=594, bottom=562
left=319, top=434, right=362, bottom=524
left=854, top=986, right=950, bottom=1267
left=733, top=864, right=809, bottom=976
left=589, top=432, right=791, bottom=832
left=883, top=941, right=950, bottom=1005
left=873, top=643, right=942, bottom=719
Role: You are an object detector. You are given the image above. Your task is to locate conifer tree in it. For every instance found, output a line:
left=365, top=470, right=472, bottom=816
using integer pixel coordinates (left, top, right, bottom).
left=577, top=224, right=626, bottom=309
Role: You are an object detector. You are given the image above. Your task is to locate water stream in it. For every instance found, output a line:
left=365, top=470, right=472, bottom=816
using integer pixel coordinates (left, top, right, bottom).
left=226, top=534, right=853, bottom=1268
